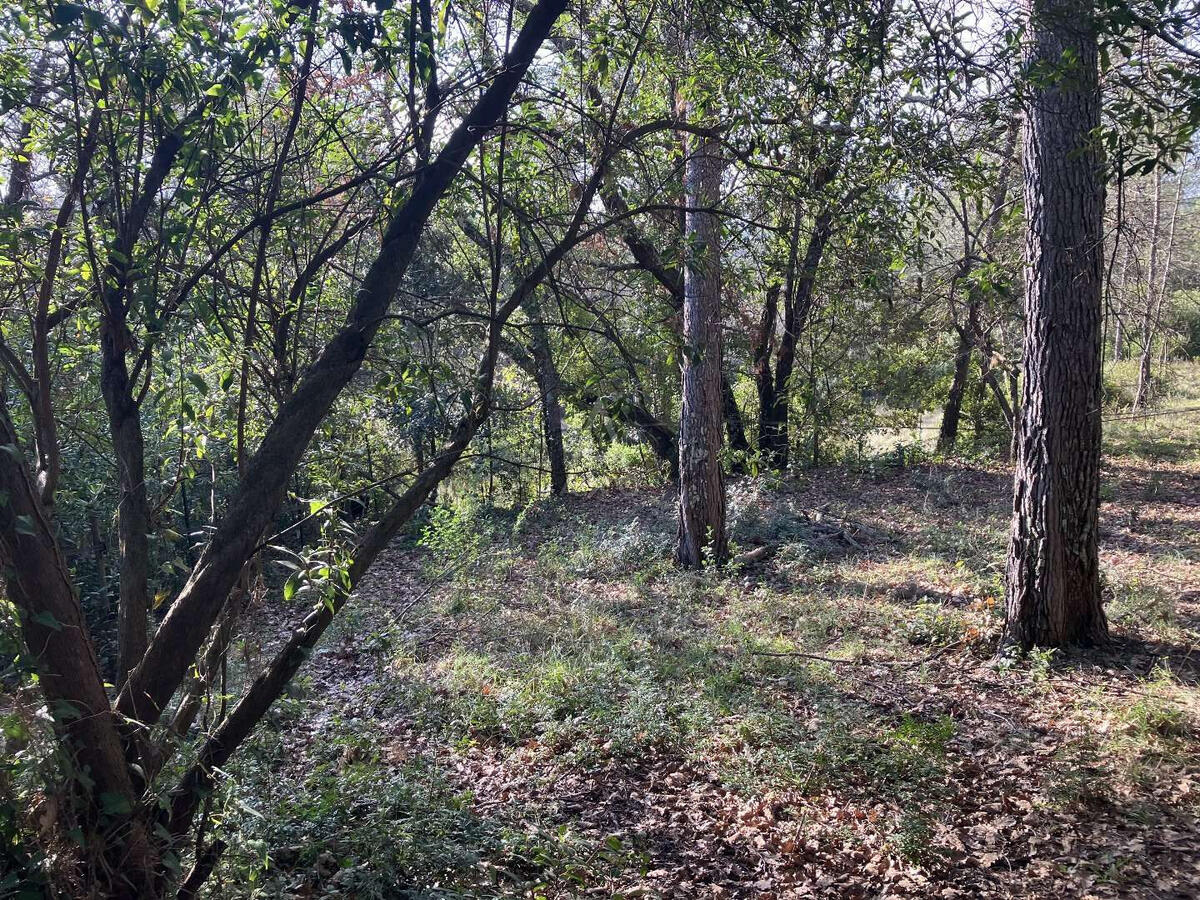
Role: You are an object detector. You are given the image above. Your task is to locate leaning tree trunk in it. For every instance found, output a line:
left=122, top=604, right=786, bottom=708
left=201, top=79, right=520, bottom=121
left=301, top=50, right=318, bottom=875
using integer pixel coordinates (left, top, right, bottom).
left=1004, top=0, right=1108, bottom=648
left=676, top=123, right=728, bottom=568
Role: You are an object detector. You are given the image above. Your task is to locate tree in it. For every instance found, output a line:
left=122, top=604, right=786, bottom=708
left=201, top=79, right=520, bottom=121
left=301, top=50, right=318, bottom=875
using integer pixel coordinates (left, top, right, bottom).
left=528, top=295, right=569, bottom=494
left=1004, top=0, right=1109, bottom=648
left=0, top=0, right=571, bottom=893
left=675, top=9, right=728, bottom=568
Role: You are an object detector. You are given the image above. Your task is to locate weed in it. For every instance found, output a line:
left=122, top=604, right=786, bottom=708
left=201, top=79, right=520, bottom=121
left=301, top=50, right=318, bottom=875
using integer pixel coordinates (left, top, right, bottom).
left=890, top=806, right=939, bottom=866
left=1120, top=670, right=1190, bottom=740
left=903, top=602, right=967, bottom=646
left=1109, top=581, right=1177, bottom=639
left=1028, top=647, right=1056, bottom=684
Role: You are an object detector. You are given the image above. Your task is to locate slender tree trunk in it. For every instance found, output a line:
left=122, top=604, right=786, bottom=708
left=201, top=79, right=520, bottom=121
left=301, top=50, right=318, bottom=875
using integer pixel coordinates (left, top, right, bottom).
left=529, top=301, right=568, bottom=495
left=594, top=147, right=748, bottom=469
left=1134, top=168, right=1163, bottom=410
left=1111, top=239, right=1131, bottom=361
left=938, top=328, right=973, bottom=452
left=116, top=0, right=569, bottom=730
left=1004, top=0, right=1108, bottom=649
left=501, top=335, right=679, bottom=478
left=762, top=209, right=833, bottom=471
left=753, top=283, right=780, bottom=448
left=721, top=372, right=750, bottom=472
left=100, top=313, right=151, bottom=684
left=676, top=123, right=727, bottom=567
left=1138, top=165, right=1184, bottom=396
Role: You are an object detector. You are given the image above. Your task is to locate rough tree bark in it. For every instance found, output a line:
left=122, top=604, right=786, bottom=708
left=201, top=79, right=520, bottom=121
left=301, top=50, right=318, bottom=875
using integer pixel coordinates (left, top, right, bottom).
left=1004, top=0, right=1108, bottom=648
left=676, top=119, right=728, bottom=567
left=595, top=160, right=747, bottom=468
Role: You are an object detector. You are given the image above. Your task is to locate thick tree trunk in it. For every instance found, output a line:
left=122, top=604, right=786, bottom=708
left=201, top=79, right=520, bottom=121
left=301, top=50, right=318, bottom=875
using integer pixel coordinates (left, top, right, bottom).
left=938, top=328, right=973, bottom=452
left=1004, top=0, right=1108, bottom=649
left=676, top=126, right=728, bottom=568
left=0, top=405, right=156, bottom=897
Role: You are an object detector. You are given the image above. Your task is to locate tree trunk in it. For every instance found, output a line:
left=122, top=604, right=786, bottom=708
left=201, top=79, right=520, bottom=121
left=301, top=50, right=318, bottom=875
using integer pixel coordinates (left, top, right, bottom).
left=1134, top=168, right=1162, bottom=411
left=1135, top=164, right=1183, bottom=406
left=753, top=283, right=780, bottom=453
left=762, top=209, right=833, bottom=471
left=676, top=124, right=727, bottom=568
left=528, top=301, right=568, bottom=495
left=116, top=0, right=569, bottom=730
left=99, top=313, right=151, bottom=684
left=937, top=328, right=973, bottom=452
left=1111, top=239, right=1131, bottom=361
left=0, top=404, right=156, bottom=897
left=595, top=158, right=748, bottom=470
left=1004, top=0, right=1108, bottom=649
left=721, top=372, right=750, bottom=473
left=501, top=335, right=679, bottom=478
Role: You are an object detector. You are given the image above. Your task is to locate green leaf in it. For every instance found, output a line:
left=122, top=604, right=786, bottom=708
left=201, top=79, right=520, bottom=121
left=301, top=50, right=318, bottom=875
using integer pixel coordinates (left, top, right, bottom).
left=50, top=2, right=86, bottom=27
left=31, top=610, right=62, bottom=632
left=99, top=792, right=132, bottom=817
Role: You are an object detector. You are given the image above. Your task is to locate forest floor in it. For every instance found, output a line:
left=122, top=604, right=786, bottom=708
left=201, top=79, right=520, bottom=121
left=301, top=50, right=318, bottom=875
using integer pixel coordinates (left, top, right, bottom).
left=218, top=369, right=1200, bottom=899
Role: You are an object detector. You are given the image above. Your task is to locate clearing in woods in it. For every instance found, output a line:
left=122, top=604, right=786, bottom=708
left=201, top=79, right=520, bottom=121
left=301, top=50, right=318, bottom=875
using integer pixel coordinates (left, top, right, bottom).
left=215, top=366, right=1200, bottom=899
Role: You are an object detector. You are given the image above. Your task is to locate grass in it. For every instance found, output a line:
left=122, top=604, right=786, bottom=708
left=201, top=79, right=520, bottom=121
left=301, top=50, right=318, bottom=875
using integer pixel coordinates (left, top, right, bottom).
left=1104, top=359, right=1200, bottom=464
left=213, top=362, right=1200, bottom=899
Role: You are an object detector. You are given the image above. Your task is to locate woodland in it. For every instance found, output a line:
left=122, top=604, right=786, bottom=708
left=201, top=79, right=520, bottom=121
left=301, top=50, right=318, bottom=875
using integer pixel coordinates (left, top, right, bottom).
left=0, top=0, right=1199, bottom=896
